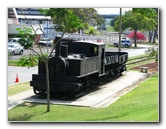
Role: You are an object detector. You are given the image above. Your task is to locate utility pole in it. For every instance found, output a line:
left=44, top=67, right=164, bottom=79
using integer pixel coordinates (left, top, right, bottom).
left=118, top=8, right=122, bottom=52
left=46, top=19, right=49, bottom=54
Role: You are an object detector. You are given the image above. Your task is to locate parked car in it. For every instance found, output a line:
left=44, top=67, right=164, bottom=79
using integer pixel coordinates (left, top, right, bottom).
left=8, top=38, right=21, bottom=44
left=114, top=39, right=132, bottom=48
left=38, top=38, right=53, bottom=46
left=8, top=43, right=24, bottom=55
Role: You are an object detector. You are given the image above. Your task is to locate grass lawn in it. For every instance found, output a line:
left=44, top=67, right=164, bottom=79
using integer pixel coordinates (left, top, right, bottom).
left=8, top=82, right=32, bottom=96
left=8, top=74, right=159, bottom=122
left=8, top=59, right=20, bottom=66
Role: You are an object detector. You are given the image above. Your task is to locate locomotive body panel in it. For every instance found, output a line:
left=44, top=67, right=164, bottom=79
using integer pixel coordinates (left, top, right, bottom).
left=67, top=56, right=99, bottom=76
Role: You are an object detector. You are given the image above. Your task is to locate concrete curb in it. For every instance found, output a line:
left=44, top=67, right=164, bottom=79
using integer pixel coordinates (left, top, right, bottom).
left=8, top=81, right=30, bottom=87
left=8, top=100, right=23, bottom=110
left=93, top=72, right=149, bottom=108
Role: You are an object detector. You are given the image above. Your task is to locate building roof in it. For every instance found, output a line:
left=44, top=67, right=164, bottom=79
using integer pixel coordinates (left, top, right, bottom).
left=8, top=8, right=16, bottom=19
left=8, top=8, right=51, bottom=21
left=15, top=8, right=51, bottom=20
left=8, top=24, right=43, bottom=34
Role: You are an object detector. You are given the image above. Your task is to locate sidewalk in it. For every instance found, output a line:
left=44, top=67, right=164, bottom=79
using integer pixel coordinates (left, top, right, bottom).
left=8, top=71, right=148, bottom=110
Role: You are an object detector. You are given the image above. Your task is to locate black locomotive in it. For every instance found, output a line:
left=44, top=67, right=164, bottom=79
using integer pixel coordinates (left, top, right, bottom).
left=30, top=37, right=128, bottom=98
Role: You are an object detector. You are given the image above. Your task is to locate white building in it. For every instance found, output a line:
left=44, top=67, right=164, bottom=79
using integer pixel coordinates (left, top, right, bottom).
left=8, top=8, right=56, bottom=44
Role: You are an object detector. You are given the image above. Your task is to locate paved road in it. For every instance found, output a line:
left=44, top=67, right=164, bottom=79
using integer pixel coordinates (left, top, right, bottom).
left=8, top=66, right=38, bottom=86
left=8, top=44, right=157, bottom=86
left=106, top=44, right=158, bottom=57
left=8, top=46, right=53, bottom=60
left=9, top=44, right=157, bottom=60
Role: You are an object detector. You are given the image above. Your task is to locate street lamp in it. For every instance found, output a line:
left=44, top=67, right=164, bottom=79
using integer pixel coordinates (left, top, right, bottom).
left=46, top=19, right=49, bottom=54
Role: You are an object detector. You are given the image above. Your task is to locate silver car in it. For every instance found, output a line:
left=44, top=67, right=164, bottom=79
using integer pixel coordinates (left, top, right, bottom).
left=38, top=38, right=53, bottom=46
left=114, top=40, right=132, bottom=48
left=8, top=43, right=24, bottom=55
left=8, top=38, right=21, bottom=44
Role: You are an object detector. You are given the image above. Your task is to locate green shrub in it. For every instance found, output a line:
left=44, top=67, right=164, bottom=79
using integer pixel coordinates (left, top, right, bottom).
left=145, top=47, right=158, bottom=62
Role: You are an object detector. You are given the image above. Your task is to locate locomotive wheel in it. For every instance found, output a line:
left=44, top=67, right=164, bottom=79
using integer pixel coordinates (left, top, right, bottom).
left=33, top=87, right=46, bottom=95
left=63, top=89, right=76, bottom=100
left=114, top=68, right=121, bottom=78
left=83, top=77, right=91, bottom=91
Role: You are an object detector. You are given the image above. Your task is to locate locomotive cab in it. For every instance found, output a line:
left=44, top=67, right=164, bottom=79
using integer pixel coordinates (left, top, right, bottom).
left=63, top=40, right=105, bottom=77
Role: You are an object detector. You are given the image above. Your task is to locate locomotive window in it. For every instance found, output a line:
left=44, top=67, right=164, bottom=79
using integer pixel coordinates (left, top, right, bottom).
left=90, top=47, right=98, bottom=56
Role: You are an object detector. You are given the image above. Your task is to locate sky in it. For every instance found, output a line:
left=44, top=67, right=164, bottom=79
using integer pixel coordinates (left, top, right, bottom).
left=96, top=8, right=132, bottom=15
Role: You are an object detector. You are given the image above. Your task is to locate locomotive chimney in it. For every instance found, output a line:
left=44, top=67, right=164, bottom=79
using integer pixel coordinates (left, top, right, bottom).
left=54, top=36, right=61, bottom=57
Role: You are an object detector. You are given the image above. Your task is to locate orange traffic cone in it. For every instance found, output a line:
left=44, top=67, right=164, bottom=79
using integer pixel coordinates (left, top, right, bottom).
left=15, top=74, right=19, bottom=83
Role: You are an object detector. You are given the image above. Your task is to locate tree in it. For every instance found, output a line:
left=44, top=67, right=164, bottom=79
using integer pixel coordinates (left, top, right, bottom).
left=145, top=47, right=158, bottom=62
left=71, top=8, right=105, bottom=24
left=16, top=26, right=38, bottom=68
left=127, top=31, right=146, bottom=41
left=16, top=8, right=85, bottom=112
left=152, top=8, right=158, bottom=43
left=16, top=8, right=101, bottom=112
left=114, top=11, right=145, bottom=47
left=132, top=8, right=158, bottom=43
left=42, top=8, right=105, bottom=35
left=84, top=26, right=100, bottom=36
left=110, top=16, right=118, bottom=26
left=114, top=9, right=156, bottom=47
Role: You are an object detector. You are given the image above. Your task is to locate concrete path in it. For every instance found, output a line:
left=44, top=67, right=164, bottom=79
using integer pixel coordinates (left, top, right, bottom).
left=8, top=71, right=148, bottom=110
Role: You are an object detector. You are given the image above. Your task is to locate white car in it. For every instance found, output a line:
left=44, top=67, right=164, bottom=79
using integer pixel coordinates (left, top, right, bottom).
left=38, top=38, right=53, bottom=46
left=8, top=43, right=24, bottom=55
left=8, top=38, right=21, bottom=44
left=114, top=40, right=132, bottom=48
